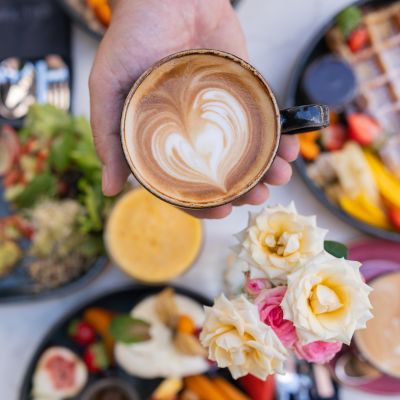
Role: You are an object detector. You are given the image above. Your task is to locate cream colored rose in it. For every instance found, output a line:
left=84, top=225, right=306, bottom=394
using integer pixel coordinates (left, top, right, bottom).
left=200, top=294, right=287, bottom=380
left=234, top=203, right=327, bottom=284
left=281, top=252, right=373, bottom=345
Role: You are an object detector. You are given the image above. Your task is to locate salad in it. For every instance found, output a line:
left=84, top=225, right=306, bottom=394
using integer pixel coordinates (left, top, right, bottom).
left=0, top=104, right=115, bottom=289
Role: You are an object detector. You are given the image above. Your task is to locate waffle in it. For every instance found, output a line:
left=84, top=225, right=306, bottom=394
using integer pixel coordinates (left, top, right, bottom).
left=327, top=2, right=400, bottom=134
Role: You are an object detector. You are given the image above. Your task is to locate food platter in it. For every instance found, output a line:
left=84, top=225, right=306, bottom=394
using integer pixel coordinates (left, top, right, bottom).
left=20, top=285, right=250, bottom=400
left=0, top=105, right=113, bottom=302
left=286, top=0, right=400, bottom=242
left=56, top=0, right=243, bottom=40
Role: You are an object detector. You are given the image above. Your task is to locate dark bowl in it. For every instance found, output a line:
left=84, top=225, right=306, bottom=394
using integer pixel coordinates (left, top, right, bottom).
left=56, top=0, right=243, bottom=40
left=19, top=284, right=245, bottom=400
left=285, top=0, right=400, bottom=243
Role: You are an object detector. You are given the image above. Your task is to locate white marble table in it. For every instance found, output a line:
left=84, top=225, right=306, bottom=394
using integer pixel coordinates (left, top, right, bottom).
left=0, top=1, right=389, bottom=399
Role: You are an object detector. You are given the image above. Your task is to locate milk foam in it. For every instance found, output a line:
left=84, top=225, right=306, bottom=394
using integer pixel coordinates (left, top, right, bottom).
left=151, top=88, right=248, bottom=191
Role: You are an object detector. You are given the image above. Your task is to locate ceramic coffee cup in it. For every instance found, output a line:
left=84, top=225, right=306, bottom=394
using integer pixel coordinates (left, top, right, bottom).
left=121, top=49, right=329, bottom=209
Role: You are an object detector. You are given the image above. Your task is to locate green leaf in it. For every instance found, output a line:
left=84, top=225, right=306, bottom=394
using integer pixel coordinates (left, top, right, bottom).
left=324, top=240, right=348, bottom=259
left=73, top=116, right=92, bottom=140
left=78, top=180, right=103, bottom=232
left=78, top=235, right=105, bottom=257
left=49, top=133, right=76, bottom=173
left=109, top=315, right=151, bottom=344
left=336, top=6, right=362, bottom=38
left=23, top=104, right=72, bottom=139
left=13, top=173, right=57, bottom=208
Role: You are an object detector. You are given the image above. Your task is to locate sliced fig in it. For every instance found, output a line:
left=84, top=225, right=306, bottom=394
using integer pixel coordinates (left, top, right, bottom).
left=32, top=347, right=88, bottom=399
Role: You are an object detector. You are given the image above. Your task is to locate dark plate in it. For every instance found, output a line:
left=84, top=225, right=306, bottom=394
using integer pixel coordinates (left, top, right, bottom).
left=19, top=284, right=244, bottom=400
left=285, top=0, right=400, bottom=243
left=0, top=181, right=108, bottom=303
left=56, top=0, right=243, bottom=40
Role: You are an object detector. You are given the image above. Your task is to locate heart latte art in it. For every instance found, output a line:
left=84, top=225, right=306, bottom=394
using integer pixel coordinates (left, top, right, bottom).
left=152, top=87, right=248, bottom=191
left=122, top=52, right=278, bottom=207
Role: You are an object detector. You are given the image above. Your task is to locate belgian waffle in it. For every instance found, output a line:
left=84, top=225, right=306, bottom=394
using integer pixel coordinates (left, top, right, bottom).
left=327, top=2, right=400, bottom=134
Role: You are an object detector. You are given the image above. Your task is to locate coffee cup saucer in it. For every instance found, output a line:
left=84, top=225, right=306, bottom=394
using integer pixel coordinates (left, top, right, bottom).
left=329, top=238, right=400, bottom=395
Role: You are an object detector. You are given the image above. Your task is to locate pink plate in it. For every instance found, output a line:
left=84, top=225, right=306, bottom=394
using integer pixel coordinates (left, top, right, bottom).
left=330, top=238, right=400, bottom=395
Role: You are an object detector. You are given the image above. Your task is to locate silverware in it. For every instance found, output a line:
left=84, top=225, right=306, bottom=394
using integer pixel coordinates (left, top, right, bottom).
left=0, top=54, right=70, bottom=119
left=44, top=55, right=70, bottom=111
left=0, top=58, right=35, bottom=119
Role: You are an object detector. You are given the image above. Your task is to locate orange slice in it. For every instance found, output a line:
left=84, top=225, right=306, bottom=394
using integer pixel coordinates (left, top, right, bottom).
left=105, top=188, right=202, bottom=283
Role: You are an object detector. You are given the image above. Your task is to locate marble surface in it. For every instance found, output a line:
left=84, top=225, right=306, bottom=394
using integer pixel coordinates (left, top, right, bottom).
left=0, top=0, right=389, bottom=399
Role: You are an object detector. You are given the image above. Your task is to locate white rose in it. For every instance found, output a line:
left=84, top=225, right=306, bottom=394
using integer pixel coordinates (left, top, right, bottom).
left=200, top=294, right=287, bottom=380
left=281, top=251, right=373, bottom=345
left=234, top=203, right=327, bottom=284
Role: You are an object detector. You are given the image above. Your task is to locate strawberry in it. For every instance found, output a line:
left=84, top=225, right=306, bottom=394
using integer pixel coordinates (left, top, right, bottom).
left=239, top=374, right=275, bottom=400
left=388, top=207, right=400, bottom=231
left=68, top=319, right=96, bottom=346
left=348, top=27, right=369, bottom=52
left=83, top=342, right=109, bottom=373
left=321, top=123, right=347, bottom=151
left=347, top=113, right=382, bottom=146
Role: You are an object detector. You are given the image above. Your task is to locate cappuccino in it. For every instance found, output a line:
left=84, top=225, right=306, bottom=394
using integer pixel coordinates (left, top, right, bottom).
left=122, top=50, right=279, bottom=208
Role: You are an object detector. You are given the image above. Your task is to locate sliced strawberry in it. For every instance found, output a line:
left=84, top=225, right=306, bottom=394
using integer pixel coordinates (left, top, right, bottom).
left=68, top=319, right=96, bottom=346
left=348, top=27, right=369, bottom=53
left=239, top=374, right=275, bottom=400
left=347, top=113, right=382, bottom=146
left=321, top=123, right=347, bottom=151
left=3, top=169, right=23, bottom=187
left=388, top=207, right=400, bottom=231
left=83, top=342, right=109, bottom=373
left=0, top=126, right=20, bottom=176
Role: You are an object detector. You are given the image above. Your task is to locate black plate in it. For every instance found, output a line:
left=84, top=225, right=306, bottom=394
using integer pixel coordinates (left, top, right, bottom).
left=0, top=182, right=108, bottom=303
left=286, top=0, right=400, bottom=243
left=19, top=285, right=243, bottom=400
left=56, top=0, right=243, bottom=40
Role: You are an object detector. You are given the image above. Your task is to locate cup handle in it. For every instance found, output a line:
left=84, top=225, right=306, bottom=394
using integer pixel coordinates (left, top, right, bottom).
left=280, top=104, right=329, bottom=135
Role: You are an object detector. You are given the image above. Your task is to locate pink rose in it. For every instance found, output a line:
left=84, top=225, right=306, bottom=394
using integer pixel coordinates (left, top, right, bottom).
left=243, top=278, right=271, bottom=297
left=256, top=286, right=297, bottom=348
left=294, top=341, right=342, bottom=364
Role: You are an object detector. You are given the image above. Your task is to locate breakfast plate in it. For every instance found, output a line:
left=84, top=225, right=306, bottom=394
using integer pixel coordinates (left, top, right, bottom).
left=286, top=0, right=400, bottom=242
left=20, top=285, right=251, bottom=400
left=0, top=105, right=113, bottom=302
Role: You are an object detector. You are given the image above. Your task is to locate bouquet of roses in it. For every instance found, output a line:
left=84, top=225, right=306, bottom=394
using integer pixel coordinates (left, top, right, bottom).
left=200, top=203, right=373, bottom=380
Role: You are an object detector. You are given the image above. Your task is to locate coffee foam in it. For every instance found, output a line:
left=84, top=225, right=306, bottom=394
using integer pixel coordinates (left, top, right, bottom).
left=123, top=52, right=278, bottom=207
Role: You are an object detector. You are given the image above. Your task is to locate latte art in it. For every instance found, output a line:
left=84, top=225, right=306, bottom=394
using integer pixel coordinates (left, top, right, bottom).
left=152, top=87, right=249, bottom=191
left=122, top=51, right=279, bottom=207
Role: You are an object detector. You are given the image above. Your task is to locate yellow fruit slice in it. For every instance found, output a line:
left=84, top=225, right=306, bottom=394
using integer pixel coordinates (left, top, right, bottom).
left=152, top=377, right=183, bottom=400
left=364, top=150, right=400, bottom=209
left=106, top=188, right=202, bottom=283
left=339, top=193, right=390, bottom=229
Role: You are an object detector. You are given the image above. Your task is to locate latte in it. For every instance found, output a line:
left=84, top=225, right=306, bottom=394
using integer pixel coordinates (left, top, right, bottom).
left=121, top=50, right=279, bottom=208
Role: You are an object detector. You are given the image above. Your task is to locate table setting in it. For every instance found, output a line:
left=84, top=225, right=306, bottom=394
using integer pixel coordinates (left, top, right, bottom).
left=0, top=0, right=399, bottom=399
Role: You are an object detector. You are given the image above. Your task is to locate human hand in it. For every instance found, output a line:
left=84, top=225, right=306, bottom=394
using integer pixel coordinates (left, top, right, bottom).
left=89, top=0, right=299, bottom=218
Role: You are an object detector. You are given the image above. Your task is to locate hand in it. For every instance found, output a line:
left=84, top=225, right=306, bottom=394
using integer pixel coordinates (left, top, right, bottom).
left=89, top=0, right=299, bottom=218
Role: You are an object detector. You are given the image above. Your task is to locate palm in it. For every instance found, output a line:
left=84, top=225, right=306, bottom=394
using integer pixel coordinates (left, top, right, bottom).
left=89, top=0, right=298, bottom=219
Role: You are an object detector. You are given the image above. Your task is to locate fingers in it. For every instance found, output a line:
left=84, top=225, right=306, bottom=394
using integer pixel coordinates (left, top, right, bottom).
left=232, top=183, right=269, bottom=206
left=277, top=135, right=300, bottom=162
left=263, top=156, right=292, bottom=186
left=89, top=43, right=130, bottom=196
left=184, top=204, right=232, bottom=219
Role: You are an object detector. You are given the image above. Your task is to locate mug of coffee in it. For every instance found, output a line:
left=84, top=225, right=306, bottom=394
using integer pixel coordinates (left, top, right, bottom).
left=121, top=49, right=329, bottom=209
